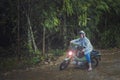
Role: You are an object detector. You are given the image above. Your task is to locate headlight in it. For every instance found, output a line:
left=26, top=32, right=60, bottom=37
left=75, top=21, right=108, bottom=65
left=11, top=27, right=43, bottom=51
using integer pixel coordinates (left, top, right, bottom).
left=68, top=51, right=73, bottom=55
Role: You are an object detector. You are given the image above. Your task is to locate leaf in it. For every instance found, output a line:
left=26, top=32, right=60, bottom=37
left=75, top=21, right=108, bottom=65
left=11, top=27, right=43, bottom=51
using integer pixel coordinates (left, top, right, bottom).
left=63, top=0, right=73, bottom=16
left=96, top=1, right=109, bottom=11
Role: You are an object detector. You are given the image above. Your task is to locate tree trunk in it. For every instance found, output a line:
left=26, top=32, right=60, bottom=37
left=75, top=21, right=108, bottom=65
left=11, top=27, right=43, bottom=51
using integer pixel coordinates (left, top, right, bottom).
left=63, top=15, right=67, bottom=48
left=27, top=15, right=38, bottom=54
left=42, top=27, right=45, bottom=55
left=17, top=0, right=20, bottom=60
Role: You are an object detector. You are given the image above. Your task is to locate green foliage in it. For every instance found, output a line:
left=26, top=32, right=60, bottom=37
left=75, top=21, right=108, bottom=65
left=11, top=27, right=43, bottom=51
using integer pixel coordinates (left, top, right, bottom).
left=0, top=58, right=18, bottom=71
left=96, top=1, right=109, bottom=11
left=27, top=40, right=34, bottom=53
left=31, top=56, right=40, bottom=64
left=50, top=49, right=65, bottom=56
left=63, top=0, right=73, bottom=16
left=100, top=30, right=111, bottom=48
left=42, top=10, right=60, bottom=30
left=44, top=16, right=60, bottom=29
left=78, top=12, right=88, bottom=27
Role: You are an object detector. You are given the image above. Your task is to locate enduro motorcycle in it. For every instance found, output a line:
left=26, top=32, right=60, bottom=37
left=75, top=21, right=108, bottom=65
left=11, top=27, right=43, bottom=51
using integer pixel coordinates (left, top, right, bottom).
left=59, top=45, right=101, bottom=70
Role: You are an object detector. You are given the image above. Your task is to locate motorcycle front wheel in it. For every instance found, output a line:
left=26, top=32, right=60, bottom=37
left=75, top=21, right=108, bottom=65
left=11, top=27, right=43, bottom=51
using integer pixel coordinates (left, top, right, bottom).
left=59, top=60, right=70, bottom=70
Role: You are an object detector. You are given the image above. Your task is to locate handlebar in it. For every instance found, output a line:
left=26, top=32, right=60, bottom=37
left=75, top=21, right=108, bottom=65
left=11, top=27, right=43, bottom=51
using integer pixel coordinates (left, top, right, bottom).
left=69, top=44, right=85, bottom=51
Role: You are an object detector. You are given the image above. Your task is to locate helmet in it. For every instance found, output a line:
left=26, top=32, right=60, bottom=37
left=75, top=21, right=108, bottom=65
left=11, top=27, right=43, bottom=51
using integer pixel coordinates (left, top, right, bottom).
left=79, top=30, right=85, bottom=34
left=79, top=30, right=86, bottom=37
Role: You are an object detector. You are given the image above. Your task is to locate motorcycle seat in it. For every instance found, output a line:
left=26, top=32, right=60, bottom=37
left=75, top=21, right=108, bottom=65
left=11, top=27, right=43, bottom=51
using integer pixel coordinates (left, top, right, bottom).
left=91, top=50, right=101, bottom=55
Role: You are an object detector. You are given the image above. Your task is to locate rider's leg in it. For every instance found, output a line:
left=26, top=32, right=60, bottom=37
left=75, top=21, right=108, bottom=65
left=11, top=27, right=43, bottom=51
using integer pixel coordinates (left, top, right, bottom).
left=85, top=52, right=92, bottom=71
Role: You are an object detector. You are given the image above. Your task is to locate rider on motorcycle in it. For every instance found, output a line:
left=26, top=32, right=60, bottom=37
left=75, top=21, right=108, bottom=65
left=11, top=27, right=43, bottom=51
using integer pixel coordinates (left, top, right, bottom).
left=70, top=30, right=93, bottom=71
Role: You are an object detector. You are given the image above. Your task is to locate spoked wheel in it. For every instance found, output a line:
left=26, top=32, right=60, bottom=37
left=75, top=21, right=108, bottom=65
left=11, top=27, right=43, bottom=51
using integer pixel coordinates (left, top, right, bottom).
left=59, top=60, right=70, bottom=70
left=91, top=58, right=98, bottom=68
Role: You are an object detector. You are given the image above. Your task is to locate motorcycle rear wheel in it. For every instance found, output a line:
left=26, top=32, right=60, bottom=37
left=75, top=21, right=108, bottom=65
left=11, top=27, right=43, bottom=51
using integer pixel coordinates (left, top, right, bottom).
left=91, top=58, right=98, bottom=68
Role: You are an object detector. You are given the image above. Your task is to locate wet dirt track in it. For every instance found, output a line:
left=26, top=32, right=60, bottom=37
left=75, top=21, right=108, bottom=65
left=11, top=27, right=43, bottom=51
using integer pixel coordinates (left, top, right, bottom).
left=2, top=49, right=120, bottom=80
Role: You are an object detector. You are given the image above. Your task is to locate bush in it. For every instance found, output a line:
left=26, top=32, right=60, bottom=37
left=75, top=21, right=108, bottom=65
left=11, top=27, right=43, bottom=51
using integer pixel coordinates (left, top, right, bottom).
left=50, top=49, right=65, bottom=56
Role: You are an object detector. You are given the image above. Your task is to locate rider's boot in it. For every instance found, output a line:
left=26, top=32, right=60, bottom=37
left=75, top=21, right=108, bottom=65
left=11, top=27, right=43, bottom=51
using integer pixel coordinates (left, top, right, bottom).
left=88, top=63, right=92, bottom=71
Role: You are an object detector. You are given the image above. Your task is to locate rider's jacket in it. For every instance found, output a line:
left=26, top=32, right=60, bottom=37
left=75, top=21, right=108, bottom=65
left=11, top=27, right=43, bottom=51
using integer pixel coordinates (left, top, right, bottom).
left=70, top=37, right=93, bottom=55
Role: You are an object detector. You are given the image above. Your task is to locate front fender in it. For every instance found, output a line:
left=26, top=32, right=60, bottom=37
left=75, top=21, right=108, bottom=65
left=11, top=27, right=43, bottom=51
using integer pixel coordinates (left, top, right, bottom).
left=64, top=58, right=70, bottom=61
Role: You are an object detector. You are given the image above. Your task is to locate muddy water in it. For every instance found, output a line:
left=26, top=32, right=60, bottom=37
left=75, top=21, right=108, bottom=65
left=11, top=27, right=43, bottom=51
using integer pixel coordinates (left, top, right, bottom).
left=2, top=49, right=120, bottom=80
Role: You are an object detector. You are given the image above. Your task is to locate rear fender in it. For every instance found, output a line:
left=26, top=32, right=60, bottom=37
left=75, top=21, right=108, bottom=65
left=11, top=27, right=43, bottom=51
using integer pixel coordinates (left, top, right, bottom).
left=91, top=50, right=101, bottom=61
left=91, top=54, right=101, bottom=61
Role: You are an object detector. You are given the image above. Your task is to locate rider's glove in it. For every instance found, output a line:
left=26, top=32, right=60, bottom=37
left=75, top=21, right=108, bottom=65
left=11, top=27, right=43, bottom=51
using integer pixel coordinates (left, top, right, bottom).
left=82, top=49, right=85, bottom=52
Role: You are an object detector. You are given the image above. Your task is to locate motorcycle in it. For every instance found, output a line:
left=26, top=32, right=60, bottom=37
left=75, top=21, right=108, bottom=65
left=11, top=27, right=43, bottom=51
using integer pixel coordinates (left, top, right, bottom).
left=59, top=44, right=101, bottom=70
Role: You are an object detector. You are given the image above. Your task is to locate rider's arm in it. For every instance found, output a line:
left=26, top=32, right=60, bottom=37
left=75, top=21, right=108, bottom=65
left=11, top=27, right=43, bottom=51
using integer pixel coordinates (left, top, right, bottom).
left=70, top=38, right=80, bottom=45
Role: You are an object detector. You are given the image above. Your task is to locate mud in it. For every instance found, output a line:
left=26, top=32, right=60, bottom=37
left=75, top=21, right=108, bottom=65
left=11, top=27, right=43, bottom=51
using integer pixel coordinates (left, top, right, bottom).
left=2, top=49, right=120, bottom=80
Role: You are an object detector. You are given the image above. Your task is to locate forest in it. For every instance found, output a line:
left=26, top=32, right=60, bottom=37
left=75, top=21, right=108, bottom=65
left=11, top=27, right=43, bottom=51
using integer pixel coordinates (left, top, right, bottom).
left=0, top=0, right=120, bottom=71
